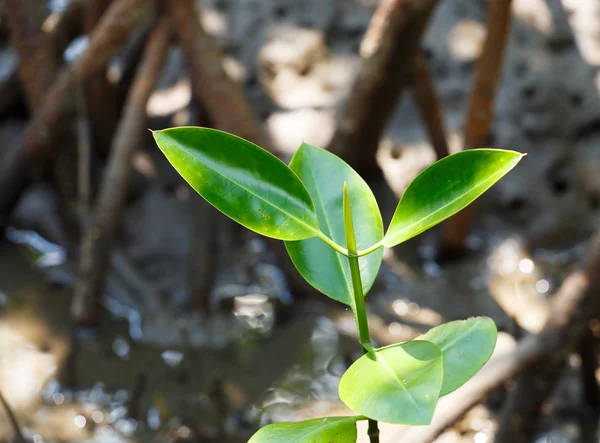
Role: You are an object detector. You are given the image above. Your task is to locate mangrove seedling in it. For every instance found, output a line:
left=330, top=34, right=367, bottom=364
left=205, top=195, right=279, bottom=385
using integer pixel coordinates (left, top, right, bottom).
left=153, top=127, right=523, bottom=442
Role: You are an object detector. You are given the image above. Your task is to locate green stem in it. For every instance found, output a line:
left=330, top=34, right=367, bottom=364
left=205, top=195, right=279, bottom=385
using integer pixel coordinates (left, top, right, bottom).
left=356, top=241, right=384, bottom=257
left=316, top=231, right=349, bottom=257
left=347, top=252, right=370, bottom=345
left=343, top=183, right=379, bottom=442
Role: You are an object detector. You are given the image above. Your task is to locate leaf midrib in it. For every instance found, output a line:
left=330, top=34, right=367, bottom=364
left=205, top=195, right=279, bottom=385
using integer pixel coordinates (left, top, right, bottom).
left=384, top=159, right=517, bottom=246
left=435, top=320, right=482, bottom=355
left=173, top=141, right=320, bottom=236
left=291, top=417, right=357, bottom=440
left=422, top=320, right=490, bottom=396
left=376, top=350, right=428, bottom=421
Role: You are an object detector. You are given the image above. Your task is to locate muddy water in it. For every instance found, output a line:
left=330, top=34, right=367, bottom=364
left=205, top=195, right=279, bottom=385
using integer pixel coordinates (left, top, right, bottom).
left=0, top=238, right=356, bottom=442
left=0, top=223, right=590, bottom=443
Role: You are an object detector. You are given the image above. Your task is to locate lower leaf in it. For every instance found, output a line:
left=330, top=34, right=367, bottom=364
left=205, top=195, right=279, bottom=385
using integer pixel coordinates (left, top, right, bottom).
left=248, top=416, right=363, bottom=442
left=418, top=317, right=497, bottom=396
left=339, top=340, right=443, bottom=425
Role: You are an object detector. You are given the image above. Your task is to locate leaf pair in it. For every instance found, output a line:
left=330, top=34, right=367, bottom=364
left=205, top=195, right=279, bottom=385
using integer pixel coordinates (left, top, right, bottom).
left=154, top=127, right=383, bottom=307
left=153, top=127, right=512, bottom=442
left=339, top=317, right=497, bottom=425
left=248, top=317, right=497, bottom=442
left=153, top=127, right=523, bottom=307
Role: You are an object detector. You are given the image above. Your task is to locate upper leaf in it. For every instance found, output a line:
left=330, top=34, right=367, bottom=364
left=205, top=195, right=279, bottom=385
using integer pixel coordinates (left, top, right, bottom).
left=153, top=127, right=320, bottom=241
left=419, top=317, right=497, bottom=396
left=285, top=143, right=383, bottom=306
left=382, top=149, right=524, bottom=248
left=248, top=416, right=363, bottom=442
left=339, top=340, right=443, bottom=425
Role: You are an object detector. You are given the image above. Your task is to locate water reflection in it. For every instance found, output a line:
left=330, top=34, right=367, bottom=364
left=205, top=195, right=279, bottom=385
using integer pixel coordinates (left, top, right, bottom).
left=252, top=317, right=346, bottom=425
left=233, top=294, right=275, bottom=333
left=5, top=228, right=67, bottom=269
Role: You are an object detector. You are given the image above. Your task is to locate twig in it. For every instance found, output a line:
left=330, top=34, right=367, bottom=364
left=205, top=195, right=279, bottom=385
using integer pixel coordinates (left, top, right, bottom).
left=166, top=0, right=325, bottom=301
left=440, top=0, right=513, bottom=258
left=165, top=0, right=265, bottom=146
left=0, top=0, right=152, bottom=223
left=189, top=183, right=218, bottom=314
left=74, top=74, right=92, bottom=227
left=327, top=0, right=440, bottom=177
left=81, top=0, right=119, bottom=159
left=116, top=21, right=154, bottom=110
left=495, top=234, right=600, bottom=442
left=50, top=0, right=84, bottom=60
left=171, top=102, right=219, bottom=314
left=72, top=20, right=171, bottom=324
left=5, top=0, right=58, bottom=110
left=411, top=53, right=449, bottom=160
left=6, top=0, right=78, bottom=239
left=405, top=231, right=600, bottom=443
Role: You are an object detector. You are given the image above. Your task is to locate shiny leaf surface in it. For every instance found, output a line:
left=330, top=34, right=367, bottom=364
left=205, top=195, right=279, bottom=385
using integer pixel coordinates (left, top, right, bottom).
left=382, top=149, right=524, bottom=247
left=419, top=317, right=497, bottom=396
left=339, top=340, right=443, bottom=425
left=285, top=143, right=383, bottom=306
left=248, top=416, right=363, bottom=442
left=153, top=127, right=319, bottom=240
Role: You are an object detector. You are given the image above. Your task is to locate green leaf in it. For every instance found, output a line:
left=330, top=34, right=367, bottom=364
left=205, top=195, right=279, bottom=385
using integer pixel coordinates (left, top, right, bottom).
left=285, top=143, right=383, bottom=306
left=339, top=340, right=443, bottom=425
left=382, top=149, right=524, bottom=247
left=419, top=317, right=497, bottom=396
left=248, top=416, right=363, bottom=442
left=153, top=127, right=320, bottom=241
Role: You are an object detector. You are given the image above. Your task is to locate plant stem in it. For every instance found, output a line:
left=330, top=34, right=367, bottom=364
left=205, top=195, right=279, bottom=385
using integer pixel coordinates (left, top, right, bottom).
left=368, top=419, right=380, bottom=443
left=357, top=241, right=383, bottom=257
left=343, top=183, right=379, bottom=442
left=348, top=251, right=370, bottom=344
left=316, top=230, right=349, bottom=257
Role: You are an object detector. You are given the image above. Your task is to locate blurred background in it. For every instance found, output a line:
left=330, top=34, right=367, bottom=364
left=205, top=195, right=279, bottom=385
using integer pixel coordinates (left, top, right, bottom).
left=1, top=0, right=600, bottom=441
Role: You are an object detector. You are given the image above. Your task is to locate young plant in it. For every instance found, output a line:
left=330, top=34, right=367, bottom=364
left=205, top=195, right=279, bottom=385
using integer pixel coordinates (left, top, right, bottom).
left=153, top=127, right=523, bottom=442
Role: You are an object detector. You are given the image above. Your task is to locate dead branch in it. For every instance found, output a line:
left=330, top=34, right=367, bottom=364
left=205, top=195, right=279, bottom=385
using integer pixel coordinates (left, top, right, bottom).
left=404, top=231, right=600, bottom=443
left=189, top=191, right=219, bottom=313
left=164, top=0, right=265, bottom=145
left=5, top=0, right=58, bottom=110
left=74, top=75, right=92, bottom=226
left=495, top=233, right=600, bottom=443
left=50, top=0, right=83, bottom=61
left=116, top=22, right=154, bottom=110
left=82, top=0, right=119, bottom=159
left=72, top=20, right=171, bottom=325
left=440, top=0, right=513, bottom=258
left=55, top=0, right=113, bottom=244
left=0, top=0, right=152, bottom=223
left=165, top=0, right=326, bottom=301
left=411, top=53, right=449, bottom=160
left=184, top=108, right=220, bottom=314
left=327, top=0, right=440, bottom=177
